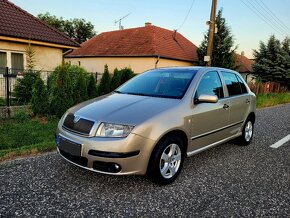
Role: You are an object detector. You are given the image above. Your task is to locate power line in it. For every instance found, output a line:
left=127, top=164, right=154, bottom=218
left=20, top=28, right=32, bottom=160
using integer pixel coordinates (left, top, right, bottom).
left=240, top=0, right=288, bottom=37
left=256, top=0, right=290, bottom=33
left=177, top=0, right=196, bottom=31
left=243, top=0, right=288, bottom=36
left=251, top=0, right=289, bottom=35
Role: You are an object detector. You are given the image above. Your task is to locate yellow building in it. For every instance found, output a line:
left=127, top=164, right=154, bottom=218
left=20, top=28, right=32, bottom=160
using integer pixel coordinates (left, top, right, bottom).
left=65, top=23, right=198, bottom=74
left=0, top=0, right=79, bottom=73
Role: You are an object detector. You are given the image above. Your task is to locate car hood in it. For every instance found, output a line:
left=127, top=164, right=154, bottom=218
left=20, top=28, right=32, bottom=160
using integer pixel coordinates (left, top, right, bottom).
left=68, top=93, right=180, bottom=126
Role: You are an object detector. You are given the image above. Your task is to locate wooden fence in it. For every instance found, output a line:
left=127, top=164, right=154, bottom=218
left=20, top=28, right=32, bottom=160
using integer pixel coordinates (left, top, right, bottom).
left=248, top=82, right=288, bottom=94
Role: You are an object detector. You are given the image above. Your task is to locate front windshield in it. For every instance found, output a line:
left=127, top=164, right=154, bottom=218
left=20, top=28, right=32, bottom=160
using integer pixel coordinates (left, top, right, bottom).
left=116, top=69, right=197, bottom=99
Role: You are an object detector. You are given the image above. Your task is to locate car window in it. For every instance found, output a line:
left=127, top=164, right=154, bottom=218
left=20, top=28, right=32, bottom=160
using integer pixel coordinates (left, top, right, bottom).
left=116, top=69, right=198, bottom=99
left=195, top=71, right=224, bottom=99
left=237, top=76, right=248, bottom=94
left=221, top=71, right=242, bottom=96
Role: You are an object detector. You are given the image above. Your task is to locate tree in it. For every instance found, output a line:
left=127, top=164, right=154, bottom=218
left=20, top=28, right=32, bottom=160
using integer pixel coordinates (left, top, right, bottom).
left=13, top=71, right=39, bottom=104
left=31, top=76, right=49, bottom=116
left=197, top=9, right=237, bottom=69
left=87, top=74, right=98, bottom=98
left=38, top=12, right=96, bottom=44
left=110, top=67, right=135, bottom=91
left=74, top=73, right=88, bottom=104
left=253, top=35, right=290, bottom=86
left=98, top=65, right=111, bottom=95
left=26, top=43, right=36, bottom=71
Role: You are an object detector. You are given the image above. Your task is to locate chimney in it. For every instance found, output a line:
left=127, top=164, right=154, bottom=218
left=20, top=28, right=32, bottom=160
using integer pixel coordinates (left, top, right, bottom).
left=241, top=51, right=245, bottom=56
left=145, top=22, right=152, bottom=27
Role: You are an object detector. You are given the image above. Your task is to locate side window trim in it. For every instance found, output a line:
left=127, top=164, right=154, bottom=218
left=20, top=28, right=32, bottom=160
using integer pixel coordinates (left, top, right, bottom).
left=217, top=70, right=229, bottom=98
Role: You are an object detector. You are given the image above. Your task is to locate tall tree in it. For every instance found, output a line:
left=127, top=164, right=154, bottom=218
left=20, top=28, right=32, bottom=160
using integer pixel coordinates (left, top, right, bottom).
left=253, top=35, right=290, bottom=86
left=197, top=8, right=237, bottom=69
left=38, top=12, right=96, bottom=44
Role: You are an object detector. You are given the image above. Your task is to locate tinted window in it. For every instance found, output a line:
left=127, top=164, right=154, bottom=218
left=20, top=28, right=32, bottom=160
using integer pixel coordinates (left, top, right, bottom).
left=195, top=71, right=224, bottom=99
left=221, top=72, right=242, bottom=96
left=117, top=69, right=197, bottom=99
left=237, top=76, right=248, bottom=94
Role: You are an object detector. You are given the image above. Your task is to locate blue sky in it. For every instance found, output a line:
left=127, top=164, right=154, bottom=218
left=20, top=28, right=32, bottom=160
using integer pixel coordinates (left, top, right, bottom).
left=10, top=0, right=290, bottom=58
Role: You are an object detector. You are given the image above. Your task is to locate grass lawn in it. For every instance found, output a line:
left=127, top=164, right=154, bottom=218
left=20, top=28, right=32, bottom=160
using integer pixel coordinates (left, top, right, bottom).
left=256, top=93, right=290, bottom=108
left=0, top=117, right=58, bottom=161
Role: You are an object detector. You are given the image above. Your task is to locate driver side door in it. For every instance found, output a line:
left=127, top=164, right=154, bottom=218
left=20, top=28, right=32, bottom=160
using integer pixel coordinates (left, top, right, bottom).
left=189, top=71, right=230, bottom=152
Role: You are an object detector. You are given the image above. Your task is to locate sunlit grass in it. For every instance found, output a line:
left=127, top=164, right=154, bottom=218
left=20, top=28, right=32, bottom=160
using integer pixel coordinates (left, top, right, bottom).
left=256, top=93, right=290, bottom=108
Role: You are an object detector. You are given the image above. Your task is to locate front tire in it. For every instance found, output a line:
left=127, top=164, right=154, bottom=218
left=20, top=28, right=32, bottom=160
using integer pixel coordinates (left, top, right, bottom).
left=147, top=135, right=185, bottom=185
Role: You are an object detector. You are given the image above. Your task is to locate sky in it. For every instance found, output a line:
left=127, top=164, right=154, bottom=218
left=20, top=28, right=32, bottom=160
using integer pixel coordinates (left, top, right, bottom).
left=10, top=0, right=290, bottom=58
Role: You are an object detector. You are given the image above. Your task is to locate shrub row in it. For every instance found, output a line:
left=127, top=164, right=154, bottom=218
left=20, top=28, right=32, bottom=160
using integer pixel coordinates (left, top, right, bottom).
left=13, top=64, right=135, bottom=117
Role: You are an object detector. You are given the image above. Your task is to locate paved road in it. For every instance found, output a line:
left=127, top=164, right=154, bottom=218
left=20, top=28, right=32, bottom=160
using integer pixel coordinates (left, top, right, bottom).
left=1, top=104, right=290, bottom=217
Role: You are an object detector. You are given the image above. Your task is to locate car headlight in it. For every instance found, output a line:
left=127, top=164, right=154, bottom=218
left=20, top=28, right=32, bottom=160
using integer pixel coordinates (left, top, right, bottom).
left=96, top=123, right=134, bottom=138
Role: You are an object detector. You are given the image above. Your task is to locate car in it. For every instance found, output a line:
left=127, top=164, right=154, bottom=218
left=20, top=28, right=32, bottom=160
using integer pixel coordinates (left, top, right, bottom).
left=56, top=66, right=256, bottom=184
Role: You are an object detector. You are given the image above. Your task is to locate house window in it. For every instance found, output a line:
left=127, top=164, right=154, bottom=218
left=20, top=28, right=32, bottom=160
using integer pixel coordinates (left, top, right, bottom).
left=11, top=53, right=24, bottom=74
left=0, top=52, right=7, bottom=69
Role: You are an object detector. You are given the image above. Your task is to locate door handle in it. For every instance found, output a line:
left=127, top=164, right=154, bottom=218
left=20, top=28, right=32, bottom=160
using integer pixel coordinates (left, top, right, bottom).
left=246, top=99, right=250, bottom=104
left=223, top=104, right=229, bottom=109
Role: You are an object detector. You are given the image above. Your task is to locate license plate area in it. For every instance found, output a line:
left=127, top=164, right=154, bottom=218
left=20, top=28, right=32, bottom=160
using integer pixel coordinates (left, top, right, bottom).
left=58, top=136, right=82, bottom=156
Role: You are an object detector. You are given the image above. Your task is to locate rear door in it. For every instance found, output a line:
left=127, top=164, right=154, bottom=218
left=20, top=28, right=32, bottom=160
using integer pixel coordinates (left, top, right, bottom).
left=220, top=71, right=251, bottom=134
left=190, top=71, right=230, bottom=151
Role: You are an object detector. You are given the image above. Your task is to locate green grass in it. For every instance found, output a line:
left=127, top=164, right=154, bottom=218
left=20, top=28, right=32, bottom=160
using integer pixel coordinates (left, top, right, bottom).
left=256, top=93, right=290, bottom=108
left=0, top=118, right=58, bottom=161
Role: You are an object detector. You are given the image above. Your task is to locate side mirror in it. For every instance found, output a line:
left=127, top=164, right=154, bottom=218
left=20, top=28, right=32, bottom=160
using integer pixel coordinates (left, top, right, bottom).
left=196, top=94, right=218, bottom=104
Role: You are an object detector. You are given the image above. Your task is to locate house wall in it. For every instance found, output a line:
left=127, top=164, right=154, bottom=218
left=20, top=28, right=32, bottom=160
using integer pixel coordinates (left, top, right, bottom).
left=64, top=56, right=193, bottom=74
left=0, top=40, right=63, bottom=71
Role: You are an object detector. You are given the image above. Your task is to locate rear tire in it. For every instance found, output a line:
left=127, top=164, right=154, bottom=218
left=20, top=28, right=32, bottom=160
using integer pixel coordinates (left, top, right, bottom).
left=147, top=135, right=185, bottom=185
left=236, top=118, right=254, bottom=146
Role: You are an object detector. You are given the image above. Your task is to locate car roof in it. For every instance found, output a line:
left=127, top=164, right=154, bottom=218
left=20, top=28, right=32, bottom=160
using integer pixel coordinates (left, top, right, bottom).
left=154, top=66, right=238, bottom=73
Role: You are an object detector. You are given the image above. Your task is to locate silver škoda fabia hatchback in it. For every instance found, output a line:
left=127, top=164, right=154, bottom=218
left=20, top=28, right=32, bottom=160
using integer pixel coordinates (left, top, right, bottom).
left=56, top=67, right=256, bottom=184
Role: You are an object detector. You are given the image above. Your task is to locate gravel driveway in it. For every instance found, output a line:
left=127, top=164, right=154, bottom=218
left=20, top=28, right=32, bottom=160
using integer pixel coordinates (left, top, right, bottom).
left=1, top=104, right=290, bottom=217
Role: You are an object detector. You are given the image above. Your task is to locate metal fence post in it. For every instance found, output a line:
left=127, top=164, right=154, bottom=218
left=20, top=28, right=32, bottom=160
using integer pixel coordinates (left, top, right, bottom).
left=5, top=67, right=10, bottom=117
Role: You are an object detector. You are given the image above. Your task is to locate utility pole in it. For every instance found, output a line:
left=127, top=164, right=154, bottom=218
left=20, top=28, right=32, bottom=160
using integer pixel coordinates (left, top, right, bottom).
left=205, top=0, right=218, bottom=66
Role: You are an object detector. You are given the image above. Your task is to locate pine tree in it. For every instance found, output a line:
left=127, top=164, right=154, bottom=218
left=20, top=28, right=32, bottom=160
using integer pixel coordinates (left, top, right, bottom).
left=110, top=68, right=121, bottom=91
left=31, top=76, right=49, bottom=116
left=74, top=74, right=88, bottom=104
left=197, top=8, right=237, bottom=69
left=253, top=35, right=290, bottom=86
left=98, top=64, right=111, bottom=95
left=87, top=74, right=98, bottom=98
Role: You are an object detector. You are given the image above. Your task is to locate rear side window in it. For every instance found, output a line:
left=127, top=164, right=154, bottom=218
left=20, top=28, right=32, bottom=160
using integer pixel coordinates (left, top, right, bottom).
left=237, top=76, right=248, bottom=94
left=221, top=71, right=243, bottom=96
left=195, top=71, right=224, bottom=99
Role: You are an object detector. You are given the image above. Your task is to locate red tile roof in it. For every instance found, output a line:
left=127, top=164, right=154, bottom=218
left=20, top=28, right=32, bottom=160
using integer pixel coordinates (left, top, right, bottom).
left=66, top=24, right=198, bottom=62
left=235, top=54, right=254, bottom=73
left=0, top=0, right=79, bottom=47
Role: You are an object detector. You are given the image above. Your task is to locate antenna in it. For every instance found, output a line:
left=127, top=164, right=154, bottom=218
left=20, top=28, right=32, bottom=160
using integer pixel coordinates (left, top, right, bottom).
left=114, top=13, right=131, bottom=30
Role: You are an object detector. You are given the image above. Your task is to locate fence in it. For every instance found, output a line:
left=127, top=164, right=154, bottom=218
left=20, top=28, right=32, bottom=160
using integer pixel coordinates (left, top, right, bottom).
left=248, top=81, right=288, bottom=94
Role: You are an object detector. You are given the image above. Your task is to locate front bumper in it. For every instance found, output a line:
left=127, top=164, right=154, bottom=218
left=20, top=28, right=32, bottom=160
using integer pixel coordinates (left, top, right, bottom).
left=56, top=124, right=155, bottom=175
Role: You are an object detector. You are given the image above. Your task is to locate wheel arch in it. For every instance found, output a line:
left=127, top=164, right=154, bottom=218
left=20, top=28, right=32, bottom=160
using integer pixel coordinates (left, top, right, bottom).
left=247, top=112, right=256, bottom=124
left=146, top=129, right=188, bottom=173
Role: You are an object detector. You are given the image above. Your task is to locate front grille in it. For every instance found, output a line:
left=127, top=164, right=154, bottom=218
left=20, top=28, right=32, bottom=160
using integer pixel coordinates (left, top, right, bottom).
left=59, top=149, right=88, bottom=167
left=63, top=113, right=94, bottom=135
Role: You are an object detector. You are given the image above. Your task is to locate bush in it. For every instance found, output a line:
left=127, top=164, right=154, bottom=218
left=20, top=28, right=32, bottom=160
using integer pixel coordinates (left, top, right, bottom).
left=49, top=64, right=75, bottom=117
left=98, top=64, right=111, bottom=95
left=31, top=75, right=49, bottom=115
left=110, top=67, right=135, bottom=91
left=13, top=71, right=39, bottom=104
left=74, top=73, right=88, bottom=104
left=14, top=109, right=30, bottom=122
left=87, top=74, right=98, bottom=98
left=48, top=64, right=93, bottom=117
